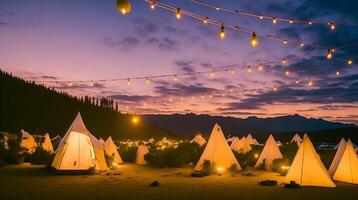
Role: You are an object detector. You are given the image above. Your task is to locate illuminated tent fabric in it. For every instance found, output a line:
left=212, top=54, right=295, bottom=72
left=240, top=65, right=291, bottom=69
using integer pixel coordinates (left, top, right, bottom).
left=41, top=133, right=54, bottom=153
left=239, top=137, right=252, bottom=153
left=284, top=134, right=335, bottom=187
left=191, top=134, right=207, bottom=146
left=194, top=123, right=241, bottom=171
left=291, top=134, right=302, bottom=146
left=252, top=138, right=260, bottom=145
left=226, top=136, right=235, bottom=142
left=99, top=138, right=105, bottom=145
left=246, top=134, right=254, bottom=144
left=104, top=136, right=123, bottom=165
left=230, top=137, right=241, bottom=152
left=148, top=138, right=155, bottom=143
left=276, top=140, right=283, bottom=146
left=328, top=138, right=347, bottom=176
left=20, top=129, right=37, bottom=153
left=333, top=140, right=358, bottom=184
left=255, top=134, right=283, bottom=170
left=135, top=143, right=150, bottom=165
left=52, top=112, right=108, bottom=171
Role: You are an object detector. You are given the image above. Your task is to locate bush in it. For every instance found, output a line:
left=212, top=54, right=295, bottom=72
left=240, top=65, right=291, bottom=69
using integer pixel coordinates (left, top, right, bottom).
left=4, top=138, right=26, bottom=164
left=145, top=142, right=204, bottom=168
left=229, top=164, right=240, bottom=174
left=272, top=158, right=290, bottom=175
left=202, top=160, right=214, bottom=175
left=118, top=145, right=137, bottom=163
left=234, top=145, right=263, bottom=169
left=28, top=147, right=53, bottom=165
left=317, top=149, right=336, bottom=168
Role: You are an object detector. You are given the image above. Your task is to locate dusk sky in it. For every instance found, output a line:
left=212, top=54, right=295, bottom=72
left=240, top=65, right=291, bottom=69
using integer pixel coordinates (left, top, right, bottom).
left=1, top=0, right=357, bottom=124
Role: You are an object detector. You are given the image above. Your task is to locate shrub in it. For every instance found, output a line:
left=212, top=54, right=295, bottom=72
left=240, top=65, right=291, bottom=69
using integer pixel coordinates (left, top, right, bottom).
left=228, top=164, right=240, bottom=174
left=28, top=147, right=53, bottom=165
left=202, top=160, right=214, bottom=175
left=272, top=158, right=290, bottom=175
left=234, top=145, right=263, bottom=169
left=118, top=145, right=137, bottom=163
left=4, top=138, right=26, bottom=164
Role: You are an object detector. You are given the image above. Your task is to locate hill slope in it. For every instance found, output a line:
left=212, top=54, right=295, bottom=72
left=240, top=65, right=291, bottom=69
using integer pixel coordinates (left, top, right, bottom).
left=0, top=70, right=178, bottom=139
left=143, top=113, right=356, bottom=137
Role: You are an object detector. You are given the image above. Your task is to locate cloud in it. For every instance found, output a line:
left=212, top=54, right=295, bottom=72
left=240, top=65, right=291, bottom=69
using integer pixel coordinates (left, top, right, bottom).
left=174, top=60, right=195, bottom=73
left=146, top=37, right=179, bottom=50
left=154, top=83, right=219, bottom=96
left=102, top=36, right=140, bottom=50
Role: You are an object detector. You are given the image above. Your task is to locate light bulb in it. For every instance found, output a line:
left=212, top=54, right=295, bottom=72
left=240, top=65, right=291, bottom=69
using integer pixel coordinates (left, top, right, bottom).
left=295, top=79, right=300, bottom=84
left=329, top=23, right=335, bottom=30
left=336, top=71, right=340, bottom=76
left=258, top=63, right=264, bottom=71
left=203, top=17, right=209, bottom=24
left=127, top=78, right=131, bottom=85
left=348, top=60, right=353, bottom=65
left=308, top=79, right=313, bottom=87
left=300, top=43, right=304, bottom=47
left=282, top=59, right=288, bottom=64
left=283, top=40, right=288, bottom=45
left=285, top=70, right=290, bottom=76
left=210, top=71, right=215, bottom=77
left=230, top=69, right=235, bottom=74
left=273, top=85, right=277, bottom=91
left=146, top=77, right=150, bottom=84
left=150, top=1, right=156, bottom=10
left=219, top=25, right=225, bottom=39
left=259, top=16, right=264, bottom=20
left=90, top=81, right=94, bottom=86
left=327, top=49, right=333, bottom=60
left=308, top=21, right=313, bottom=25
left=272, top=17, right=277, bottom=24
left=251, top=32, right=258, bottom=48
left=289, top=20, right=294, bottom=24
left=116, top=0, right=131, bottom=15
left=247, top=66, right=252, bottom=73
left=176, top=8, right=181, bottom=19
left=174, top=75, right=178, bottom=81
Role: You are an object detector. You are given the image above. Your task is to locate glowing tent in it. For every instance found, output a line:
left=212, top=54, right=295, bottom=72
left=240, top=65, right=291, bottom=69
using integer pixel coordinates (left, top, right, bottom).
left=148, top=138, right=155, bottom=143
left=99, top=138, right=105, bottom=145
left=41, top=133, right=54, bottom=153
left=255, top=134, right=283, bottom=170
left=328, top=138, right=347, bottom=176
left=20, top=129, right=37, bottom=153
left=230, top=137, right=242, bottom=152
left=191, top=134, right=207, bottom=146
left=135, top=143, right=150, bottom=165
left=333, top=140, right=358, bottom=184
left=52, top=112, right=108, bottom=171
left=252, top=138, right=260, bottom=145
left=291, top=133, right=302, bottom=146
left=194, top=123, right=241, bottom=171
left=284, top=134, right=335, bottom=187
left=104, top=136, right=123, bottom=166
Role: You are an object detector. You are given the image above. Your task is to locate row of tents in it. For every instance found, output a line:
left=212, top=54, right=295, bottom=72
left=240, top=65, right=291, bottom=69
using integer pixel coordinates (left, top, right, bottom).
left=193, top=123, right=358, bottom=187
left=15, top=113, right=150, bottom=170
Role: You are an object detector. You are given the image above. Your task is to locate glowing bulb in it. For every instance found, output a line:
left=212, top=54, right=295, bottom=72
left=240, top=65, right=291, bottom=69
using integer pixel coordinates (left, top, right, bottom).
left=209, top=95, right=213, bottom=99
left=229, top=69, right=235, bottom=74
left=112, top=80, right=116, bottom=85
left=283, top=40, right=288, bottom=45
left=254, top=153, right=258, bottom=158
left=180, top=97, right=184, bottom=101
left=150, top=1, right=156, bottom=10
left=295, top=79, right=300, bottom=84
left=329, top=23, right=336, bottom=30
left=132, top=116, right=139, bottom=125
left=174, top=75, right=178, bottom=81
left=272, top=17, right=277, bottom=24
left=176, top=8, right=181, bottom=19
left=251, top=32, right=258, bottom=48
left=300, top=43, right=304, bottom=47
left=254, top=89, right=257, bottom=94
left=145, top=77, right=150, bottom=84
left=336, top=71, right=340, bottom=76
left=219, top=25, right=225, bottom=39
left=308, top=21, right=313, bottom=25
left=348, top=60, right=353, bottom=65
left=215, top=7, right=220, bottom=11
left=116, top=0, right=131, bottom=15
left=289, top=20, right=294, bottom=24
left=285, top=70, right=290, bottom=76
left=127, top=78, right=131, bottom=85
left=259, top=16, right=264, bottom=20
left=90, top=81, right=94, bottom=86
left=282, top=59, right=288, bottom=64
left=327, top=49, right=333, bottom=60
left=258, top=63, right=264, bottom=71
left=273, top=85, right=278, bottom=91
left=210, top=71, right=216, bottom=77
left=247, top=66, right=252, bottom=73
left=68, top=82, right=72, bottom=87
left=203, top=17, right=209, bottom=24
left=308, top=79, right=313, bottom=87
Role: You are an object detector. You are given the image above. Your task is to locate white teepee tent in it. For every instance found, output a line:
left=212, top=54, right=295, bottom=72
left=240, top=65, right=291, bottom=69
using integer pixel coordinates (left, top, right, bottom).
left=230, top=137, right=242, bottom=152
left=194, top=123, right=241, bottom=171
left=191, top=134, right=207, bottom=146
left=104, top=136, right=123, bottom=165
left=328, top=138, right=347, bottom=176
left=284, top=134, right=335, bottom=187
left=241, top=137, right=253, bottom=153
left=148, top=138, right=155, bottom=143
left=333, top=140, right=358, bottom=184
left=41, top=133, right=54, bottom=153
left=255, top=134, right=283, bottom=170
left=52, top=112, right=108, bottom=171
left=136, top=143, right=150, bottom=165
left=99, top=138, right=105, bottom=145
left=20, top=129, right=37, bottom=153
left=291, top=133, right=302, bottom=146
left=252, top=138, right=260, bottom=145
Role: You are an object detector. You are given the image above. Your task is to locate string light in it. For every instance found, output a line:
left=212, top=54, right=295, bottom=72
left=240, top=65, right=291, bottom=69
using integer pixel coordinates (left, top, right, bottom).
left=220, top=24, right=226, bottom=39
left=247, top=66, right=252, bottom=73
left=146, top=77, right=151, bottom=84
left=150, top=1, right=156, bottom=9
left=295, top=79, right=300, bottom=84
left=90, top=81, right=94, bottom=87
left=210, top=71, right=216, bottom=77
left=285, top=70, right=290, bottom=76
left=188, top=0, right=357, bottom=28
left=273, top=85, right=278, bottom=91
left=176, top=8, right=181, bottom=19
left=203, top=17, right=209, bottom=24
left=348, top=59, right=353, bottom=65
left=308, top=79, right=313, bottom=87
left=283, top=40, right=288, bottom=45
left=300, top=43, right=304, bottom=47
left=329, top=23, right=336, bottom=30
left=174, top=74, right=178, bottom=81
left=272, top=17, right=277, bottom=24
left=127, top=78, right=131, bottom=85
left=336, top=71, right=340, bottom=76
left=250, top=32, right=258, bottom=48
left=327, top=49, right=333, bottom=59
left=258, top=63, right=264, bottom=71
left=229, top=69, right=235, bottom=74
left=282, top=59, right=288, bottom=64
left=116, top=0, right=131, bottom=15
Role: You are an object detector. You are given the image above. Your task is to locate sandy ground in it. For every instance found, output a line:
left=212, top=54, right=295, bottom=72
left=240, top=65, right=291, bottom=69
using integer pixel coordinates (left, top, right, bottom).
left=0, top=163, right=357, bottom=200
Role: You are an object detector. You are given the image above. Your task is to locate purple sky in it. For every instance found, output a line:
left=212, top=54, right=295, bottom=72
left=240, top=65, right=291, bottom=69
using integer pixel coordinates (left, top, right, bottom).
left=1, top=0, right=357, bottom=124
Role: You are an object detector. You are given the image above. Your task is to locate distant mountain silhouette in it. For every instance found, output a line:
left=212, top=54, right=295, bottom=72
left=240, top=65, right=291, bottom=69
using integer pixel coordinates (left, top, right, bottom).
left=143, top=113, right=357, bottom=138
left=0, top=70, right=178, bottom=139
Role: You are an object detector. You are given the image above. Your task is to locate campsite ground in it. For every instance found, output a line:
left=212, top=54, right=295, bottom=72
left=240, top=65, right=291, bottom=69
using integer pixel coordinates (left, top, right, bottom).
left=0, top=163, right=357, bottom=200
